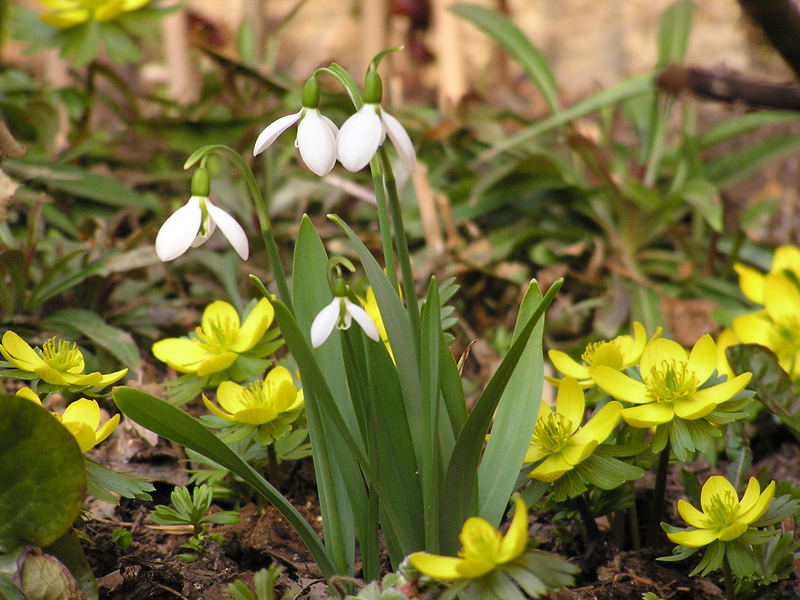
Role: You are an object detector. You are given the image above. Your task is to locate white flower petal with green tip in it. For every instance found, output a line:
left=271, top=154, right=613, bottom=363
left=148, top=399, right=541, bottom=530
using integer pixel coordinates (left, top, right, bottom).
left=296, top=109, right=338, bottom=176
left=380, top=109, right=416, bottom=170
left=337, top=104, right=384, bottom=172
left=155, top=196, right=202, bottom=261
left=310, top=298, right=342, bottom=348
left=205, top=200, right=249, bottom=260
left=253, top=111, right=302, bottom=156
left=342, top=298, right=380, bottom=342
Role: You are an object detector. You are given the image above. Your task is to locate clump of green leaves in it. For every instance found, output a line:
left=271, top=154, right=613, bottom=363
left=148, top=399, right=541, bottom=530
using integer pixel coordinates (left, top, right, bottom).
left=150, top=484, right=239, bottom=561
left=224, top=564, right=297, bottom=600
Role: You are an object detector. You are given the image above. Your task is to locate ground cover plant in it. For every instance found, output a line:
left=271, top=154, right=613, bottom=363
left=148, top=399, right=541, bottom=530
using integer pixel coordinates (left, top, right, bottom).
left=4, top=1, right=800, bottom=599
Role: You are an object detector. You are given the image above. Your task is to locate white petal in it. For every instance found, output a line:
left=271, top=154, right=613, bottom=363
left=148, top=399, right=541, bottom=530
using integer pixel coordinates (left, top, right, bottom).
left=155, top=196, right=202, bottom=261
left=381, top=110, right=416, bottom=171
left=205, top=200, right=249, bottom=260
left=321, top=114, right=339, bottom=138
left=190, top=208, right=215, bottom=248
left=310, top=298, right=341, bottom=348
left=297, top=109, right=338, bottom=176
left=253, top=111, right=302, bottom=156
left=344, top=299, right=380, bottom=342
left=336, top=104, right=384, bottom=172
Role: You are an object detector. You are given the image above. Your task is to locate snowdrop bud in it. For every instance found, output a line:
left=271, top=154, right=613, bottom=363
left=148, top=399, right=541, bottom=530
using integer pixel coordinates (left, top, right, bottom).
left=302, top=76, right=321, bottom=108
left=191, top=167, right=210, bottom=197
left=363, top=70, right=383, bottom=104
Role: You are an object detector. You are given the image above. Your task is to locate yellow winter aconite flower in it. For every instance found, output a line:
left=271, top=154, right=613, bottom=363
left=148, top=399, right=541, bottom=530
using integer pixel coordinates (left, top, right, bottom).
left=733, top=274, right=800, bottom=380
left=590, top=335, right=751, bottom=428
left=548, top=322, right=657, bottom=387
left=152, top=299, right=274, bottom=377
left=524, top=377, right=621, bottom=482
left=715, top=328, right=739, bottom=382
left=0, top=331, right=127, bottom=389
left=55, top=398, right=121, bottom=452
left=409, top=496, right=528, bottom=580
left=734, top=245, right=800, bottom=305
left=39, top=0, right=150, bottom=28
left=668, top=476, right=775, bottom=548
left=15, top=387, right=43, bottom=405
left=203, top=366, right=304, bottom=445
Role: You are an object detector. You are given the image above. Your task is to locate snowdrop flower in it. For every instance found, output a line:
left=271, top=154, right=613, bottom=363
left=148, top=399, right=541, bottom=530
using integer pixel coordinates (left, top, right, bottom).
left=253, top=77, right=338, bottom=176
left=337, top=70, right=415, bottom=173
left=310, top=281, right=380, bottom=348
left=155, top=167, right=249, bottom=262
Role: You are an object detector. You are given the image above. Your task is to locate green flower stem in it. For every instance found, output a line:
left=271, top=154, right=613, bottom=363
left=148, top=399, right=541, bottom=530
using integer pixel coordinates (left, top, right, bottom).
left=379, top=148, right=420, bottom=342
left=722, top=554, right=737, bottom=600
left=368, top=155, right=399, bottom=292
left=267, top=443, right=278, bottom=484
left=628, top=485, right=641, bottom=550
left=646, top=443, right=671, bottom=547
left=574, top=493, right=600, bottom=542
left=183, top=144, right=292, bottom=311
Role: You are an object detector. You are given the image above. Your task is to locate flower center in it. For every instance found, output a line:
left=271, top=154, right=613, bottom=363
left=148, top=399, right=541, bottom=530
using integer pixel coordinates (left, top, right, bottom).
left=195, top=317, right=238, bottom=351
left=645, top=360, right=698, bottom=402
left=37, top=338, right=84, bottom=372
left=582, top=340, right=624, bottom=370
left=532, top=412, right=574, bottom=454
left=705, top=492, right=738, bottom=528
left=238, top=381, right=265, bottom=408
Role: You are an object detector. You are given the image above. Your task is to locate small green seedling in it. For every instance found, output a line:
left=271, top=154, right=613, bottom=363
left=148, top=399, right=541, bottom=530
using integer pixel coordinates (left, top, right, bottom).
left=224, top=564, right=297, bottom=600
left=151, top=484, right=239, bottom=561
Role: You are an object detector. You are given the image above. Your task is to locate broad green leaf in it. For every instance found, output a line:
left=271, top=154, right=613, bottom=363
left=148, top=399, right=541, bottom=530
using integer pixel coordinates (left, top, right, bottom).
left=0, top=395, right=86, bottom=552
left=99, top=21, right=140, bottom=64
left=44, top=530, right=98, bottom=600
left=574, top=454, right=644, bottom=490
left=451, top=3, right=559, bottom=113
left=43, top=308, right=143, bottom=378
left=438, top=279, right=562, bottom=553
left=726, top=344, right=800, bottom=439
left=475, top=73, right=653, bottom=164
left=706, top=134, right=800, bottom=188
left=478, top=280, right=544, bottom=526
left=112, top=387, right=336, bottom=577
left=657, top=0, right=694, bottom=66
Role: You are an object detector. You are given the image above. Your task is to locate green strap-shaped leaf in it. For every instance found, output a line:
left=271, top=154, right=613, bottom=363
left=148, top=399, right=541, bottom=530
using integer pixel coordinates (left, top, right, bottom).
left=706, top=134, right=800, bottom=188
left=478, top=280, right=544, bottom=526
left=657, top=0, right=694, bottom=66
left=438, top=279, right=562, bottom=553
left=112, top=387, right=336, bottom=578
left=451, top=3, right=560, bottom=114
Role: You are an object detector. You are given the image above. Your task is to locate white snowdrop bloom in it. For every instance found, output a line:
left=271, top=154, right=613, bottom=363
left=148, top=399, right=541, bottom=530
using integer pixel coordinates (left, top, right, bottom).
left=253, top=77, right=338, bottom=176
left=155, top=195, right=249, bottom=262
left=310, top=296, right=381, bottom=348
left=336, top=103, right=415, bottom=173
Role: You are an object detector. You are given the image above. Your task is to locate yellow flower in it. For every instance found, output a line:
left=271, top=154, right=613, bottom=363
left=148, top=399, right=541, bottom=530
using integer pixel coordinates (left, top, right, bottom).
left=734, top=245, right=800, bottom=305
left=667, top=476, right=775, bottom=548
left=548, top=322, right=657, bottom=387
left=39, top=0, right=150, bottom=29
left=409, top=496, right=528, bottom=580
left=15, top=387, right=43, bottom=405
left=0, top=331, right=127, bottom=389
left=715, top=328, right=739, bottom=382
left=152, top=299, right=274, bottom=377
left=203, top=367, right=304, bottom=444
left=524, top=377, right=621, bottom=482
left=733, top=274, right=800, bottom=379
left=590, top=335, right=751, bottom=428
left=54, top=398, right=121, bottom=452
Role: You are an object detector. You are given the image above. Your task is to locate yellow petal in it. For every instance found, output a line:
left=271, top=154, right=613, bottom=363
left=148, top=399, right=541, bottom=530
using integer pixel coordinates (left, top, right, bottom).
left=497, top=496, right=528, bottom=563
left=667, top=528, right=717, bottom=547
left=568, top=401, right=622, bottom=450
left=16, top=388, right=43, bottom=406
left=152, top=338, right=215, bottom=373
left=121, top=0, right=150, bottom=10
left=737, top=481, right=775, bottom=525
left=640, top=339, right=688, bottom=379
left=677, top=499, right=709, bottom=529
left=234, top=406, right=277, bottom=425
left=95, top=2, right=125, bottom=21
left=717, top=522, right=748, bottom=542
left=202, top=301, right=240, bottom=337
left=621, top=402, right=674, bottom=427
left=196, top=351, right=238, bottom=376
left=590, top=366, right=648, bottom=404
left=40, top=9, right=90, bottom=27
left=548, top=350, right=589, bottom=380
left=732, top=311, right=772, bottom=346
left=459, top=517, right=502, bottom=562
left=734, top=263, right=765, bottom=304
left=1, top=331, right=45, bottom=371
left=61, top=371, right=102, bottom=387
left=62, top=398, right=101, bottom=429
left=771, top=246, right=800, bottom=278
left=560, top=439, right=598, bottom=466
left=62, top=421, right=96, bottom=452
left=687, top=335, right=716, bottom=384
left=202, top=394, right=235, bottom=421
left=701, top=476, right=737, bottom=513
left=94, top=413, right=120, bottom=446
left=672, top=394, right=718, bottom=421
left=409, top=553, right=469, bottom=580
left=528, top=453, right=573, bottom=482
left=689, top=373, right=751, bottom=408
left=33, top=366, right=70, bottom=386
left=216, top=381, right=248, bottom=414
left=231, top=298, right=274, bottom=352
left=764, top=274, right=800, bottom=323
left=95, top=368, right=128, bottom=388
left=735, top=477, right=761, bottom=516
left=621, top=321, right=648, bottom=365
left=715, top=329, right=738, bottom=380
left=555, top=377, right=585, bottom=434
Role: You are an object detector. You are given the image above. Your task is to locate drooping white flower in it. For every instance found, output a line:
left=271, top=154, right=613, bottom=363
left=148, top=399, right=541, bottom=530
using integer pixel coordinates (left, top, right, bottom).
left=310, top=296, right=381, bottom=348
left=336, top=69, right=415, bottom=173
left=253, top=77, right=338, bottom=176
left=155, top=195, right=249, bottom=262
left=155, top=167, right=249, bottom=262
